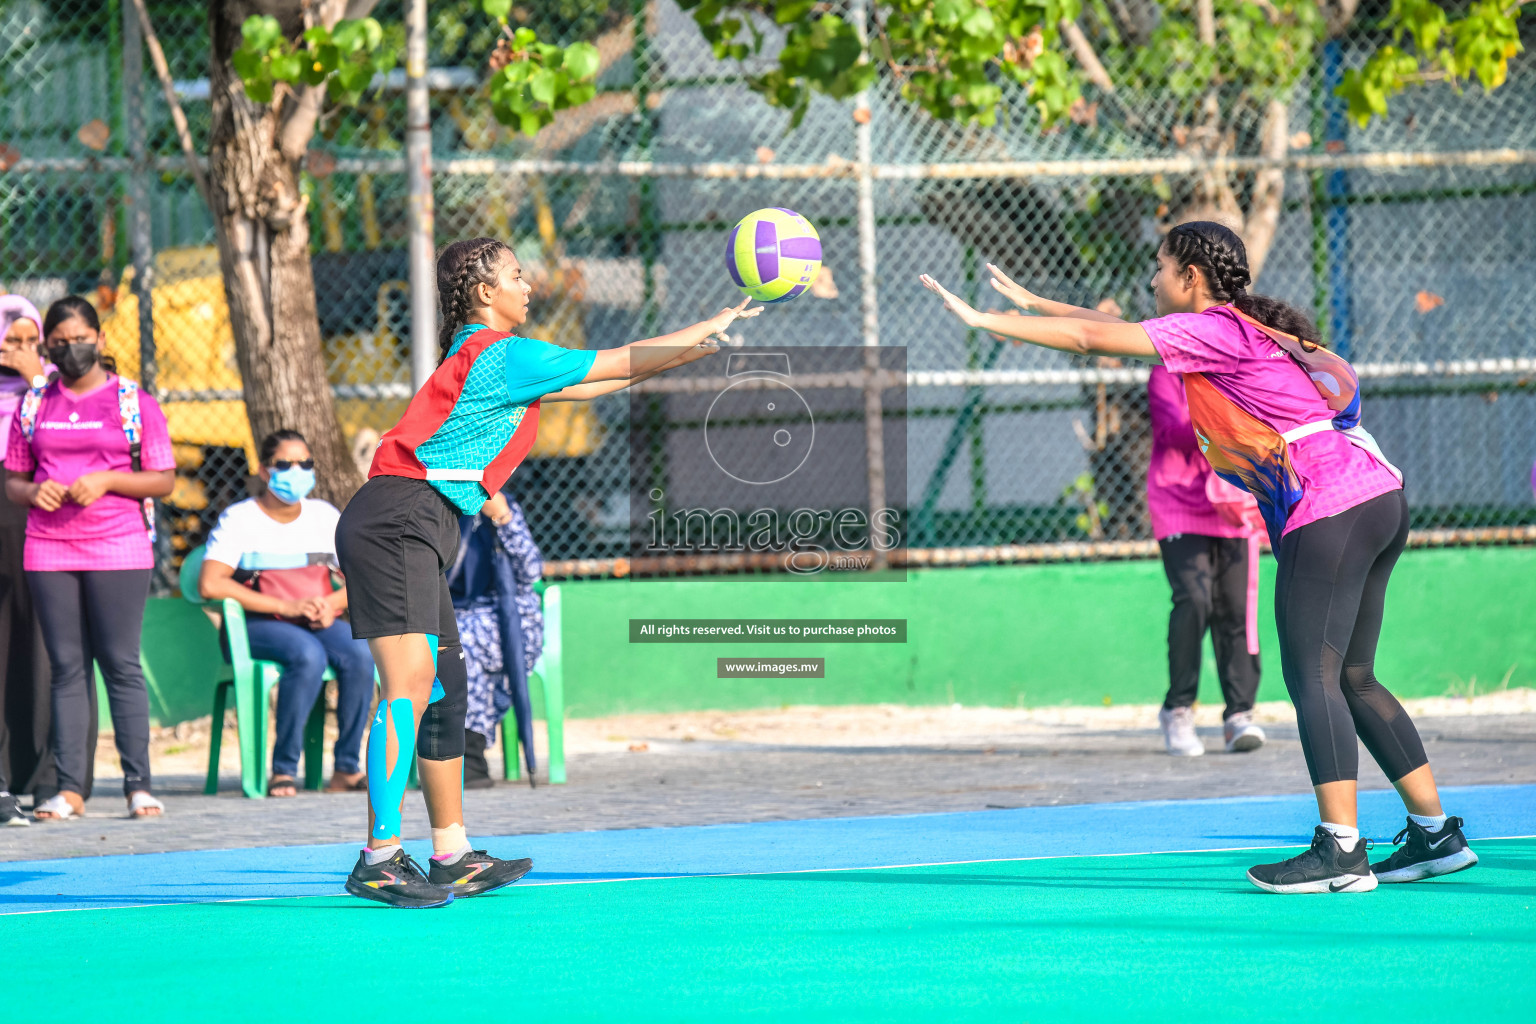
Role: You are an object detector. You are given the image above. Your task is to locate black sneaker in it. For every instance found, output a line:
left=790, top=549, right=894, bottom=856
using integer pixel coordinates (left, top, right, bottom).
left=1372, top=816, right=1479, bottom=883
left=0, top=792, right=28, bottom=828
left=344, top=848, right=455, bottom=908
left=1247, top=826, right=1377, bottom=894
left=428, top=849, right=533, bottom=897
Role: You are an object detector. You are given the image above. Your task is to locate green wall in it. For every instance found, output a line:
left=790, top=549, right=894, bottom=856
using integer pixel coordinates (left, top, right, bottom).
left=134, top=547, right=1536, bottom=726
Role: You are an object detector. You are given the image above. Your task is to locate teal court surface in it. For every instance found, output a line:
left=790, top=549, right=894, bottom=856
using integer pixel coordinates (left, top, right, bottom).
left=5, top=784, right=1533, bottom=1022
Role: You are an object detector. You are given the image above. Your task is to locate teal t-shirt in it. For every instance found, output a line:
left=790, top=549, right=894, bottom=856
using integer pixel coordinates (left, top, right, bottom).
left=412, top=324, right=597, bottom=513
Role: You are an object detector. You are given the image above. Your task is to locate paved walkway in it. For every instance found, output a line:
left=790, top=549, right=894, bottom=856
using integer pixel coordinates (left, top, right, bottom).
left=5, top=711, right=1533, bottom=861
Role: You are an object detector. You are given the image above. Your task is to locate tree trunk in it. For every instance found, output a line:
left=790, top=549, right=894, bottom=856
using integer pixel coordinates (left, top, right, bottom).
left=208, top=1, right=368, bottom=506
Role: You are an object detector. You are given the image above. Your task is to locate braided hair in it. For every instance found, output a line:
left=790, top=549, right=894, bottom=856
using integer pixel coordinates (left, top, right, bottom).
left=1162, top=222, right=1322, bottom=346
left=436, top=237, right=515, bottom=361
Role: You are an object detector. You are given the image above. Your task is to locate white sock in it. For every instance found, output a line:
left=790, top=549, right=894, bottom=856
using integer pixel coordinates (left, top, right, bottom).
left=1408, top=812, right=1448, bottom=833
left=431, top=843, right=474, bottom=864
left=364, top=844, right=401, bottom=866
left=1320, top=822, right=1359, bottom=852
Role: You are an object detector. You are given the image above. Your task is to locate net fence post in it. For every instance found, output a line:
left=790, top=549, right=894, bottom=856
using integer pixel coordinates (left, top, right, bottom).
left=406, top=0, right=436, bottom=393
left=852, top=0, right=887, bottom=572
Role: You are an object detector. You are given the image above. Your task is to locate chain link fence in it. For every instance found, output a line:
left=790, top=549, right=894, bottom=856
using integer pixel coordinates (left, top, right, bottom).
left=2, top=1, right=1533, bottom=587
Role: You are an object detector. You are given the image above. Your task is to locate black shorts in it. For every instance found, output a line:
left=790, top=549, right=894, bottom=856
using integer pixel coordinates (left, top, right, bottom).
left=336, top=475, right=461, bottom=644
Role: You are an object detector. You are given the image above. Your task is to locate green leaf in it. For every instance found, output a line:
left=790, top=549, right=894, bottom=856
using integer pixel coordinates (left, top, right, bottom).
left=514, top=28, right=538, bottom=48
left=244, top=76, right=275, bottom=105
left=529, top=68, right=560, bottom=106
left=231, top=49, right=264, bottom=82
left=562, top=41, right=601, bottom=81
left=482, top=0, right=513, bottom=20
left=240, top=15, right=283, bottom=53
left=565, top=83, right=597, bottom=106
left=933, top=0, right=966, bottom=29
left=775, top=0, right=817, bottom=25
left=269, top=51, right=305, bottom=82
left=518, top=110, right=545, bottom=137
left=959, top=6, right=996, bottom=38
left=332, top=19, right=366, bottom=52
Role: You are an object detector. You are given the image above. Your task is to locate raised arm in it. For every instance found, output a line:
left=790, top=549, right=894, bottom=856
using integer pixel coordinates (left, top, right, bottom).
left=920, top=275, right=1160, bottom=363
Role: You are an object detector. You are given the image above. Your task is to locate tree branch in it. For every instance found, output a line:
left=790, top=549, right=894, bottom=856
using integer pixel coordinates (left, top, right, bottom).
left=274, top=0, right=380, bottom=164
left=1196, top=0, right=1216, bottom=47
left=1244, top=97, right=1289, bottom=282
left=1060, top=18, right=1115, bottom=94
left=127, top=0, right=211, bottom=208
left=1323, top=0, right=1362, bottom=38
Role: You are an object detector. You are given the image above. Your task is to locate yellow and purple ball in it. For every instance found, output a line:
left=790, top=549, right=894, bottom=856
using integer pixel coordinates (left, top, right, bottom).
left=725, top=208, right=822, bottom=303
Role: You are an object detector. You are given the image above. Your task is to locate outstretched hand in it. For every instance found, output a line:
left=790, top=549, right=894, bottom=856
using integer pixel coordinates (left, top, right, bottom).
left=919, top=274, right=983, bottom=328
left=985, top=263, right=1040, bottom=312
left=710, top=296, right=764, bottom=336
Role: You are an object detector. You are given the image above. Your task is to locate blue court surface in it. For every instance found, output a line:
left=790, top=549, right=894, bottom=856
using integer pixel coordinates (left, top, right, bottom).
left=4, top=782, right=1532, bottom=915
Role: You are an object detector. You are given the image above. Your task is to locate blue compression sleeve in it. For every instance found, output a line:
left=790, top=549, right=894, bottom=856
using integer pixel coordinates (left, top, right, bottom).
left=367, top=697, right=417, bottom=841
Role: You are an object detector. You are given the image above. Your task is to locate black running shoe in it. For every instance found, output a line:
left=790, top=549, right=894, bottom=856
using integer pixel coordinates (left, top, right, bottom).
left=1247, top=826, right=1377, bottom=894
left=344, top=849, right=454, bottom=909
left=1372, top=816, right=1478, bottom=883
left=0, top=792, right=29, bottom=828
left=428, top=849, right=533, bottom=897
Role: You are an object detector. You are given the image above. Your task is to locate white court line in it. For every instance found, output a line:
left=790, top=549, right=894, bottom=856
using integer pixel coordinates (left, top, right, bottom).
left=7, top=834, right=1531, bottom=918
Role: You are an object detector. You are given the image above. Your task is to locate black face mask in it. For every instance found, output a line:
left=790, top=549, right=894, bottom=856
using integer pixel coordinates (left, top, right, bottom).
left=47, top=343, right=99, bottom=380
left=0, top=365, right=20, bottom=378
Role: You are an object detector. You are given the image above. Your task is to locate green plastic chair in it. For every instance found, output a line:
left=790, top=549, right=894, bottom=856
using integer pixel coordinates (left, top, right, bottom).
left=180, top=545, right=340, bottom=798
left=501, top=579, right=566, bottom=784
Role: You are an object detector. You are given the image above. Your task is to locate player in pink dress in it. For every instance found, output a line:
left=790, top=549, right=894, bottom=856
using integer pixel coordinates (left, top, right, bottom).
left=920, top=222, right=1476, bottom=894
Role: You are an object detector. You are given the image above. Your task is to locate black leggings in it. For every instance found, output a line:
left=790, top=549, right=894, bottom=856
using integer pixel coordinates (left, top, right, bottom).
left=1274, top=489, right=1426, bottom=786
left=27, top=569, right=153, bottom=797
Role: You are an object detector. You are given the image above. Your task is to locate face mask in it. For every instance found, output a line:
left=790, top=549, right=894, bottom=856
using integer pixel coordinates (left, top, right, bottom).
left=267, top=467, right=316, bottom=504
left=0, top=365, right=19, bottom=378
left=47, top=342, right=99, bottom=380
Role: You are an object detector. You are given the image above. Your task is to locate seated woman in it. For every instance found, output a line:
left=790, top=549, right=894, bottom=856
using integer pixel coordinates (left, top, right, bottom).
left=199, top=430, right=374, bottom=796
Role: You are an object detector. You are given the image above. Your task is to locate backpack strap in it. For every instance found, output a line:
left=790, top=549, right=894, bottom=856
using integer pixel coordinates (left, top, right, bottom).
left=116, top=379, right=157, bottom=543
left=117, top=379, right=143, bottom=472
left=18, top=385, right=43, bottom=443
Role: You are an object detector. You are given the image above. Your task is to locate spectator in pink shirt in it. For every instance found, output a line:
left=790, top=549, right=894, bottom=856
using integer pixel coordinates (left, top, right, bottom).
left=4, top=296, right=175, bottom=821
left=1147, top=365, right=1265, bottom=757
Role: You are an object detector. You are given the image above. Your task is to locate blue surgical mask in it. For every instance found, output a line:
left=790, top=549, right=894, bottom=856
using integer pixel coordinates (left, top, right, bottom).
left=268, top=467, right=316, bottom=504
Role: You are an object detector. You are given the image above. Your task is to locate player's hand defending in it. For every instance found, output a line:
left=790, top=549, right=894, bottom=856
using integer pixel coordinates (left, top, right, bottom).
left=919, top=275, right=984, bottom=329
left=986, top=264, right=1042, bottom=313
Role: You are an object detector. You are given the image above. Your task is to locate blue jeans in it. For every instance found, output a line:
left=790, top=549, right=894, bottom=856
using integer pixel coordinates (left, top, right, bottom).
left=241, top=618, right=374, bottom=777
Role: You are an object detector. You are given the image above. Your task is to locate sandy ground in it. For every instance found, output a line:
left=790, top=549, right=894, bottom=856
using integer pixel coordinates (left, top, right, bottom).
left=105, top=687, right=1536, bottom=780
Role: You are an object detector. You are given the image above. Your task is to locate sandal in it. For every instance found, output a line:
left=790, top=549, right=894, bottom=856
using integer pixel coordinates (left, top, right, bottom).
left=267, top=775, right=298, bottom=798
left=34, top=793, right=81, bottom=821
left=128, top=792, right=164, bottom=818
left=323, top=772, right=367, bottom=793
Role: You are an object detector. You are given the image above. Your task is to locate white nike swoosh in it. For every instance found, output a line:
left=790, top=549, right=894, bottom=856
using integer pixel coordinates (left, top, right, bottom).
left=1427, top=832, right=1455, bottom=850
